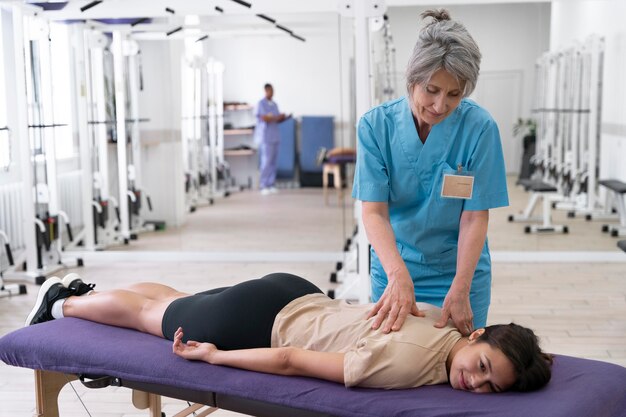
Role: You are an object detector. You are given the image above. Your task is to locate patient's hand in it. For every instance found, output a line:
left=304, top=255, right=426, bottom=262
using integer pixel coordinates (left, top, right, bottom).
left=172, top=327, right=217, bottom=363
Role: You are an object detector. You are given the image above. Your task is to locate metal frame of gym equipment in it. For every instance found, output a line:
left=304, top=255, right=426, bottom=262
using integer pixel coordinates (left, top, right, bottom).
left=109, top=30, right=158, bottom=243
left=181, top=53, right=215, bottom=212
left=121, top=37, right=158, bottom=238
left=65, top=24, right=106, bottom=251
left=508, top=51, right=568, bottom=233
left=66, top=26, right=125, bottom=250
left=0, top=230, right=27, bottom=299
left=509, top=35, right=605, bottom=234
left=81, top=29, right=155, bottom=246
left=598, top=180, right=626, bottom=237
left=558, top=36, right=612, bottom=221
left=328, top=0, right=384, bottom=304
left=2, top=8, right=83, bottom=285
left=372, top=13, right=397, bottom=104
left=208, top=58, right=241, bottom=197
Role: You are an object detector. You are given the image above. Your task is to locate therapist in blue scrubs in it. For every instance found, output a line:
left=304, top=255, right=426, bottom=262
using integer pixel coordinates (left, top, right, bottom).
left=352, top=9, right=508, bottom=336
left=255, top=83, right=290, bottom=195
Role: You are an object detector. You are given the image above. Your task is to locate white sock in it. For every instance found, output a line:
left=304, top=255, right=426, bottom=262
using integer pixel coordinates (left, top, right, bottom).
left=51, top=299, right=66, bottom=319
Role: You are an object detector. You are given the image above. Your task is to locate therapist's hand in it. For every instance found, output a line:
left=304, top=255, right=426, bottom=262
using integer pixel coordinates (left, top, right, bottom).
left=434, top=289, right=474, bottom=336
left=367, top=273, right=425, bottom=333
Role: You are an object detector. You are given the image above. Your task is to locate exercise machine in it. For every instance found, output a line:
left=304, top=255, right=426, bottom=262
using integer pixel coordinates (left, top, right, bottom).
left=509, top=35, right=606, bottom=233
left=0, top=230, right=27, bottom=299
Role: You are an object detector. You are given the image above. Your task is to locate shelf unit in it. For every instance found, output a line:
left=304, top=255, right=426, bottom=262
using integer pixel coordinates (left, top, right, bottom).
left=222, top=104, right=257, bottom=189
left=224, top=128, right=254, bottom=136
left=224, top=149, right=255, bottom=157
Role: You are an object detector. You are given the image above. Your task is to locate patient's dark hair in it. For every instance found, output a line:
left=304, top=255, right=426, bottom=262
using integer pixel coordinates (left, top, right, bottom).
left=477, top=323, right=553, bottom=392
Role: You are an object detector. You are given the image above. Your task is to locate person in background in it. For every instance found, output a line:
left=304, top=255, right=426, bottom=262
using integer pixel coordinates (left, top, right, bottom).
left=255, top=83, right=290, bottom=195
left=352, top=9, right=508, bottom=336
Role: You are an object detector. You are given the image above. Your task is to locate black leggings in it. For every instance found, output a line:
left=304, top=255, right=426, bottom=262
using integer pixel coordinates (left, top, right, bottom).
left=161, top=273, right=323, bottom=349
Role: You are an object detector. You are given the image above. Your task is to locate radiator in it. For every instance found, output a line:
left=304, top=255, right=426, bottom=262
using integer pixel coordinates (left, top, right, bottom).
left=0, top=182, right=26, bottom=253
left=58, top=170, right=84, bottom=229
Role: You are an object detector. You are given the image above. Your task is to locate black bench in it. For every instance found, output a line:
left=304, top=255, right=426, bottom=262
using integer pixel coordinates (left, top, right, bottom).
left=599, top=179, right=626, bottom=194
left=599, top=179, right=626, bottom=237
left=509, top=179, right=567, bottom=233
left=518, top=179, right=558, bottom=193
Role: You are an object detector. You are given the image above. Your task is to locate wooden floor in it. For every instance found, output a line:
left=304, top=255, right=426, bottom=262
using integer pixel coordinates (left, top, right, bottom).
left=1, top=176, right=625, bottom=416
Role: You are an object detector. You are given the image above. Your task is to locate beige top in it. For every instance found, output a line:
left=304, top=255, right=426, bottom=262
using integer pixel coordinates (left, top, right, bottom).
left=271, top=293, right=462, bottom=389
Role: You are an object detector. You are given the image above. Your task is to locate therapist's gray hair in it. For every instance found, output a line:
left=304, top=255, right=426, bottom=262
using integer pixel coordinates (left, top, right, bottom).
left=406, top=9, right=481, bottom=97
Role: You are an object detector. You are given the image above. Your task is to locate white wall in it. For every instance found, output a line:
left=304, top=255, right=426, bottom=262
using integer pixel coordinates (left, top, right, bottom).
left=551, top=0, right=626, bottom=182
left=136, top=40, right=186, bottom=227
left=0, top=8, right=22, bottom=186
left=136, top=13, right=353, bottom=156
left=202, top=14, right=342, bottom=121
left=387, top=3, right=551, bottom=173
left=137, top=40, right=183, bottom=136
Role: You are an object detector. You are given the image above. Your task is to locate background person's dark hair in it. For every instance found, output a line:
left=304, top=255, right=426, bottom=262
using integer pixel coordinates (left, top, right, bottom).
left=264, top=83, right=273, bottom=90
left=478, top=323, right=553, bottom=392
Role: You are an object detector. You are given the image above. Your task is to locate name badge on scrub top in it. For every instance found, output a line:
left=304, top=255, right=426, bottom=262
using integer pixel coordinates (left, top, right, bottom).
left=441, top=165, right=474, bottom=199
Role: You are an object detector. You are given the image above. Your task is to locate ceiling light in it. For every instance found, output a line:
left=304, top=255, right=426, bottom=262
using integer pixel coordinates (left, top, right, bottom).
left=80, top=0, right=102, bottom=12
left=275, top=24, right=293, bottom=35
left=256, top=14, right=275, bottom=24
left=229, top=0, right=251, bottom=8
left=166, top=26, right=183, bottom=36
left=131, top=17, right=150, bottom=27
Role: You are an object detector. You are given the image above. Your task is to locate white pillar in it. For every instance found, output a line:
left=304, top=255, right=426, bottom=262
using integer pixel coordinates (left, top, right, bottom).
left=90, top=43, right=110, bottom=201
left=12, top=6, right=38, bottom=271
left=214, top=61, right=225, bottom=167
left=70, top=24, right=95, bottom=250
left=207, top=59, right=217, bottom=196
left=586, top=35, right=603, bottom=212
left=354, top=0, right=375, bottom=304
left=127, top=47, right=142, bottom=191
left=339, top=0, right=386, bottom=303
left=112, top=31, right=130, bottom=240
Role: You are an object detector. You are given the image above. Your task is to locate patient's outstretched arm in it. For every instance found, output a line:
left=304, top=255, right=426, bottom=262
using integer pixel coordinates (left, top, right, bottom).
left=173, top=327, right=345, bottom=384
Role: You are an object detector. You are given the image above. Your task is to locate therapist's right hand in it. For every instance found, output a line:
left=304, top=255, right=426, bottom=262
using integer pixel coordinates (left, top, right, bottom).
left=367, top=273, right=424, bottom=333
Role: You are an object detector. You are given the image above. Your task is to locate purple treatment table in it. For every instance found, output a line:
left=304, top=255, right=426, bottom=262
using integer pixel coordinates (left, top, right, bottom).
left=1, top=318, right=625, bottom=417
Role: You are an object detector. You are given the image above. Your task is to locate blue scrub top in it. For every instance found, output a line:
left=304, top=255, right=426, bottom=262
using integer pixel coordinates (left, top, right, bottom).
left=352, top=96, right=509, bottom=327
left=254, top=98, right=281, bottom=144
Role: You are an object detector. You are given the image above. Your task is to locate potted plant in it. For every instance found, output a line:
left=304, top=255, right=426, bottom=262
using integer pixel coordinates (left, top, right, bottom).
left=513, top=118, right=536, bottom=144
left=513, top=118, right=537, bottom=182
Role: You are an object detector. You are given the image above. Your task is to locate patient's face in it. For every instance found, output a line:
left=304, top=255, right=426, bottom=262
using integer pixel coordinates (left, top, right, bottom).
left=449, top=341, right=516, bottom=393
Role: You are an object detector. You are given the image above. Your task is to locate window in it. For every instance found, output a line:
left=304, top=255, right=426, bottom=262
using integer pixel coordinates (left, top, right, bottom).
left=26, top=18, right=76, bottom=162
left=0, top=13, right=11, bottom=171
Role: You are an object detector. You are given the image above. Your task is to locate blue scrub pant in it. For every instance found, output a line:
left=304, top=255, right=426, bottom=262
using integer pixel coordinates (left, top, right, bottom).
left=259, top=141, right=280, bottom=189
left=370, top=268, right=491, bottom=328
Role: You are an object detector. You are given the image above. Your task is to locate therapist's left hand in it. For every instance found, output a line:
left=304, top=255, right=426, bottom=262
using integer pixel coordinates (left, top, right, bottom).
left=434, top=290, right=474, bottom=336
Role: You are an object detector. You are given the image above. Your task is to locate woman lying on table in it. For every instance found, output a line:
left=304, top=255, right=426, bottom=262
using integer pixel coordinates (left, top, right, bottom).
left=26, top=272, right=552, bottom=392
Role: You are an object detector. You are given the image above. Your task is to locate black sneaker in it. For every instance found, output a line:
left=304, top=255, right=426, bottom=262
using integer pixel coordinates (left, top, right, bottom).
left=61, top=273, right=95, bottom=296
left=24, top=277, right=73, bottom=326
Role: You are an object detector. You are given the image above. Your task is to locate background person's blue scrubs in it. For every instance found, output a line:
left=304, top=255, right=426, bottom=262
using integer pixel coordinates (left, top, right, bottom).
left=255, top=98, right=281, bottom=189
left=352, top=97, right=509, bottom=328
